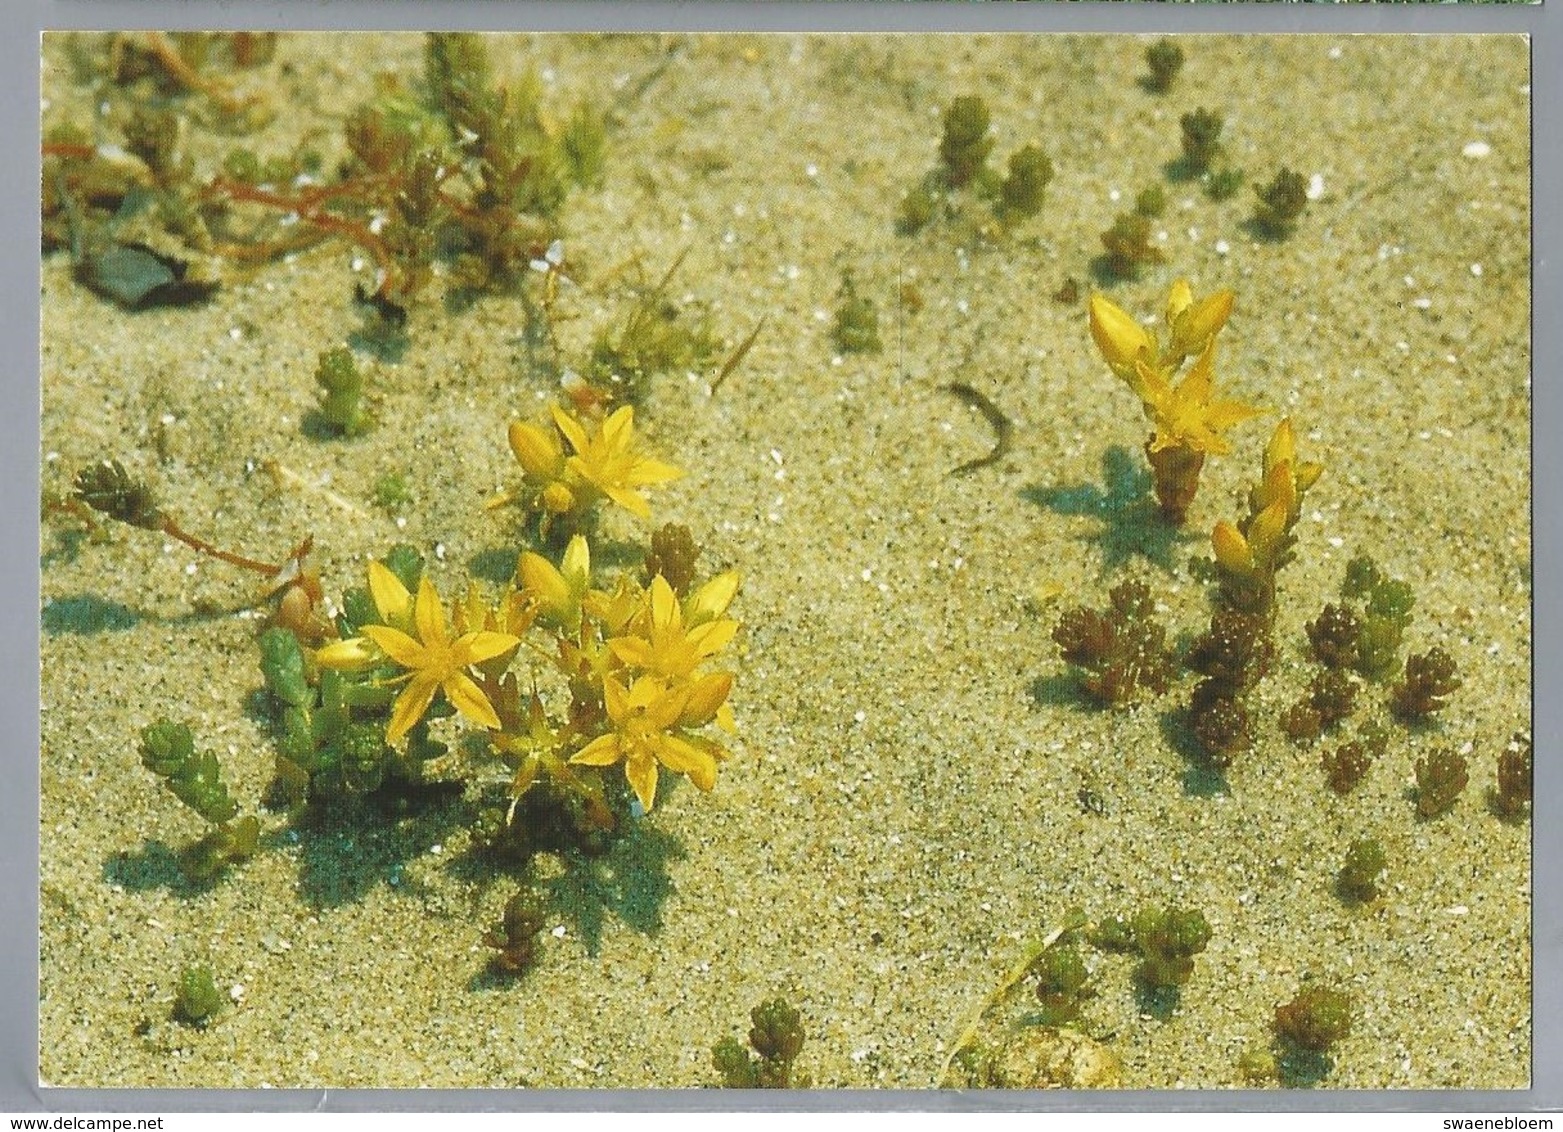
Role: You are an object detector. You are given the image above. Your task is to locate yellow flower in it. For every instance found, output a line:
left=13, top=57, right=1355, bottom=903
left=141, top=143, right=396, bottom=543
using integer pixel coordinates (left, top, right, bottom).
left=1212, top=499, right=1288, bottom=577
left=506, top=416, right=576, bottom=515
left=317, top=566, right=520, bottom=745
left=1088, top=291, right=1155, bottom=382
left=1165, top=281, right=1234, bottom=365
left=552, top=403, right=682, bottom=519
left=517, top=534, right=592, bottom=628
left=1249, top=417, right=1324, bottom=525
left=1090, top=280, right=1253, bottom=525
left=1090, top=280, right=1237, bottom=390
left=582, top=573, right=648, bottom=638
left=452, top=581, right=535, bottom=647
left=1133, top=339, right=1260, bottom=457
left=569, top=674, right=731, bottom=812
left=312, top=560, right=417, bottom=670
left=608, top=574, right=739, bottom=681
left=508, top=417, right=565, bottom=480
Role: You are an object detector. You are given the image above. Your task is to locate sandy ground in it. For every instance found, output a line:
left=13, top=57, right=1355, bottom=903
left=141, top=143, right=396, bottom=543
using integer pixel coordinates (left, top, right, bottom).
left=39, top=33, right=1530, bottom=1090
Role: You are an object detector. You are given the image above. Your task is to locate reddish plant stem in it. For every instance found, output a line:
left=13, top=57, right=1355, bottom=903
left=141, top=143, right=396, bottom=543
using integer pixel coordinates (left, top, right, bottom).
left=205, top=176, right=407, bottom=295
left=159, top=516, right=284, bottom=576
left=42, top=142, right=97, bottom=161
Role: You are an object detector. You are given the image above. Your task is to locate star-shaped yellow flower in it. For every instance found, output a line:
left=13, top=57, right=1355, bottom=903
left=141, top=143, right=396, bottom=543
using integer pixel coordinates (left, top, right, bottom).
left=1133, top=338, right=1260, bottom=457
left=608, top=573, right=739, bottom=681
left=569, top=674, right=731, bottom=812
left=316, top=564, right=520, bottom=745
left=553, top=403, right=681, bottom=520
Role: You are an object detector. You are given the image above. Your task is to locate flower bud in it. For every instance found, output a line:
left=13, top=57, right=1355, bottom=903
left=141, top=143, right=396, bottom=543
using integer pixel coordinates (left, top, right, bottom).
left=1089, top=292, right=1154, bottom=377
left=1212, top=520, right=1254, bottom=574
left=1170, top=289, right=1234, bottom=360
left=508, top=419, right=563, bottom=478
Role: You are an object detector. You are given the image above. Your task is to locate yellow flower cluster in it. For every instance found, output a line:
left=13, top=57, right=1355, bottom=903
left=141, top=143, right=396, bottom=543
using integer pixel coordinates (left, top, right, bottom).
left=519, top=537, right=740, bottom=812
left=317, top=532, right=741, bottom=817
left=505, top=402, right=681, bottom=531
left=315, top=562, right=521, bottom=744
left=1088, top=280, right=1260, bottom=523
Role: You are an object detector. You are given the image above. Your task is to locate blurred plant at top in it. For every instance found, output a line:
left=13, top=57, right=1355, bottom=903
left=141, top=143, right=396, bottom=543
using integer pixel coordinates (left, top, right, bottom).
left=1088, top=279, right=1259, bottom=524
left=897, top=94, right=1053, bottom=239
left=581, top=250, right=723, bottom=410
left=44, top=32, right=606, bottom=320
left=712, top=998, right=807, bottom=1088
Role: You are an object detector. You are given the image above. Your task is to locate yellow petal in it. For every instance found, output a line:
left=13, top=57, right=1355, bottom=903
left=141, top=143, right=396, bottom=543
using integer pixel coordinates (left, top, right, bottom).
left=1212, top=521, right=1254, bottom=574
left=508, top=419, right=561, bottom=477
left=624, top=754, right=659, bottom=812
left=1171, top=289, right=1234, bottom=359
left=518, top=551, right=570, bottom=612
left=1181, top=336, right=1217, bottom=396
left=607, top=636, right=656, bottom=669
left=654, top=734, right=717, bottom=791
left=626, top=457, right=683, bottom=487
left=601, top=405, right=636, bottom=450
left=649, top=574, right=679, bottom=630
left=643, top=679, right=692, bottom=731
left=1296, top=461, right=1324, bottom=494
left=368, top=560, right=412, bottom=626
left=549, top=402, right=589, bottom=455
left=386, top=674, right=440, bottom=745
left=1164, top=278, right=1194, bottom=324
left=313, top=636, right=379, bottom=670
left=601, top=675, right=630, bottom=724
left=680, top=671, right=734, bottom=728
left=624, top=674, right=665, bottom=713
left=460, top=630, right=522, bottom=665
left=361, top=623, right=427, bottom=669
left=413, top=576, right=446, bottom=647
left=686, top=571, right=740, bottom=625
left=1251, top=458, right=1295, bottom=517
left=596, top=478, right=652, bottom=519
left=716, top=703, right=736, bottom=734
left=561, top=534, right=591, bottom=583
left=687, top=617, right=738, bottom=660
left=1265, top=417, right=1298, bottom=473
left=1131, top=358, right=1172, bottom=412
left=570, top=733, right=623, bottom=767
left=443, top=670, right=502, bottom=731
left=1204, top=397, right=1262, bottom=433
left=586, top=577, right=645, bottom=635
left=1089, top=292, right=1153, bottom=377
left=1247, top=499, right=1289, bottom=561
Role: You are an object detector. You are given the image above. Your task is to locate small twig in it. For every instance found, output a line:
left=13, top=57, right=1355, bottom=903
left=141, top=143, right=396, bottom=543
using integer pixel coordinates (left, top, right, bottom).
left=937, top=920, right=1075, bottom=1087
left=262, top=459, right=367, bottom=516
left=942, top=381, right=1013, bottom=475
left=138, top=32, right=254, bottom=117
left=159, top=516, right=285, bottom=576
left=711, top=314, right=767, bottom=394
